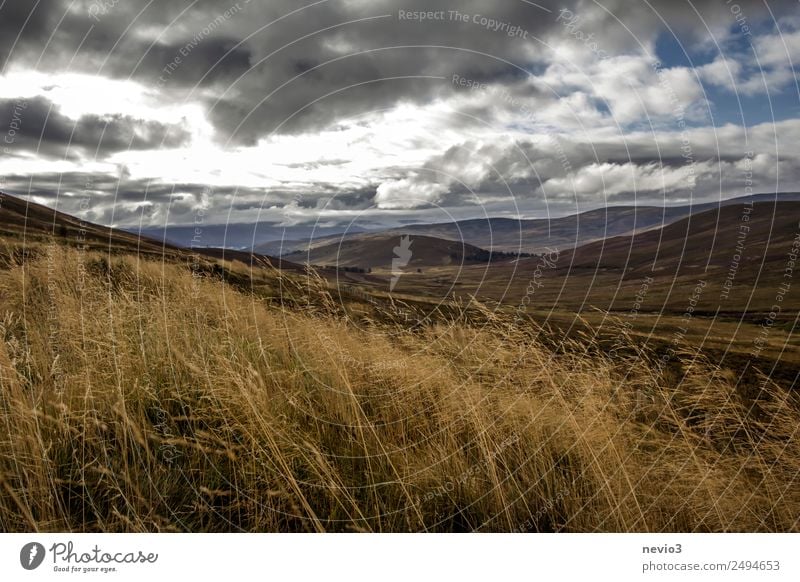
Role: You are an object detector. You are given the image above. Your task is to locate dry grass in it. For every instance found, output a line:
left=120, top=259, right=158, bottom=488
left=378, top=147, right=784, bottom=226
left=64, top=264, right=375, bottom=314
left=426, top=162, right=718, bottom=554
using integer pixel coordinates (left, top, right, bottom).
left=0, top=244, right=798, bottom=532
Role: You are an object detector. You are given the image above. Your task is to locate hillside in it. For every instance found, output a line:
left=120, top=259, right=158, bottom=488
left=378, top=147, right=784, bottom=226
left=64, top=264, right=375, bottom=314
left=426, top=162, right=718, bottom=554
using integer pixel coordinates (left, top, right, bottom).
left=285, top=233, right=506, bottom=270
left=388, top=206, right=689, bottom=254
left=394, top=192, right=800, bottom=253
left=414, top=200, right=800, bottom=315
left=137, top=221, right=368, bottom=251
left=0, top=191, right=182, bottom=258
left=2, top=241, right=798, bottom=532
left=272, top=192, right=800, bottom=256
left=0, top=191, right=304, bottom=273
left=0, top=190, right=798, bottom=533
left=569, top=199, right=799, bottom=275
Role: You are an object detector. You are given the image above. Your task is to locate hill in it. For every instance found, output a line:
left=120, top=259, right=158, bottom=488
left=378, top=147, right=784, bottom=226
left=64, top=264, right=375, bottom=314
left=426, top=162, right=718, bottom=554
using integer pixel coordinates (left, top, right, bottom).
left=0, top=191, right=304, bottom=273
left=284, top=233, right=510, bottom=270
left=409, top=200, right=800, bottom=312
left=2, top=235, right=798, bottom=533
left=136, top=221, right=367, bottom=251
left=277, top=192, right=800, bottom=256
left=0, top=191, right=182, bottom=258
left=0, top=189, right=798, bottom=533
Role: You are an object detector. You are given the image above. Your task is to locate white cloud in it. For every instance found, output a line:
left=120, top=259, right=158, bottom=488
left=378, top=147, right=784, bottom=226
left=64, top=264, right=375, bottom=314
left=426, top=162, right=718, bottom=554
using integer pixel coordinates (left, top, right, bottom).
left=375, top=178, right=449, bottom=209
left=698, top=58, right=742, bottom=91
left=3, top=1, right=799, bottom=227
left=700, top=27, right=800, bottom=95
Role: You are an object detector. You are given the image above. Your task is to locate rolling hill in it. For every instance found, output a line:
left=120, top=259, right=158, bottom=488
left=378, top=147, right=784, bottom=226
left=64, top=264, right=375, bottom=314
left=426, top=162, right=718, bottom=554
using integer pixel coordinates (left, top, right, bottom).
left=397, top=199, right=800, bottom=314
left=0, top=191, right=182, bottom=258
left=0, top=191, right=304, bottom=273
left=135, top=221, right=368, bottom=250
left=284, top=233, right=507, bottom=270
left=269, top=192, right=800, bottom=257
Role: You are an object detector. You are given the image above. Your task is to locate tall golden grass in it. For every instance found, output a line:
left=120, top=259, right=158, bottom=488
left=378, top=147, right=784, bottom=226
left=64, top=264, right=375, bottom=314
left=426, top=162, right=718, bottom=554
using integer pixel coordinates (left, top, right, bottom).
left=0, top=244, right=798, bottom=532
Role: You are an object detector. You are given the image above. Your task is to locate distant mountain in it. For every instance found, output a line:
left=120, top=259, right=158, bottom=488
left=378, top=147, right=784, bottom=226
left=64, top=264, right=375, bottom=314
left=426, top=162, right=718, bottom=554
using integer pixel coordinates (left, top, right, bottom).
left=134, top=222, right=368, bottom=251
left=566, top=199, right=800, bottom=279
left=284, top=233, right=506, bottom=270
left=254, top=237, right=321, bottom=256
left=452, top=199, right=800, bottom=313
left=0, top=191, right=181, bottom=258
left=276, top=192, right=800, bottom=256
left=0, top=191, right=303, bottom=271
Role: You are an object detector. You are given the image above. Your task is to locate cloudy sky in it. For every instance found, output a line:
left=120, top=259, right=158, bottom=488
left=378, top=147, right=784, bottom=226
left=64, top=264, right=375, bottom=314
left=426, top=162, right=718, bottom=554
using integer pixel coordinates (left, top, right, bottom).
left=1, top=0, right=799, bottom=230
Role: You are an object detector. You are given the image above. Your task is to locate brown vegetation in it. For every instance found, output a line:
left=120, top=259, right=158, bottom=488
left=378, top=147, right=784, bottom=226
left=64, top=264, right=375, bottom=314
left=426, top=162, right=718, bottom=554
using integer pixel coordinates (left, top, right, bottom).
left=1, top=244, right=798, bottom=532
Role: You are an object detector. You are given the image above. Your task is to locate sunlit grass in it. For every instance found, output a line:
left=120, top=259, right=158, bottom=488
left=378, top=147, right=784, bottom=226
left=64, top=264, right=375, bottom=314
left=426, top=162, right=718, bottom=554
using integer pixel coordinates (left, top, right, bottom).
left=0, top=245, right=798, bottom=532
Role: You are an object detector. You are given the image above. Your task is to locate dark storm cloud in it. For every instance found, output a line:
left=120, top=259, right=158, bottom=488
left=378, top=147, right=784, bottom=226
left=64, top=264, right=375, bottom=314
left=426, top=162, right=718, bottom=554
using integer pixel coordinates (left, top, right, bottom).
left=150, top=0, right=798, bottom=142
left=0, top=96, right=191, bottom=156
left=1, top=171, right=288, bottom=224
left=203, top=0, right=580, bottom=142
left=112, top=36, right=252, bottom=87
left=320, top=190, right=377, bottom=210
left=277, top=189, right=378, bottom=211
left=0, top=0, right=64, bottom=68
left=1, top=0, right=252, bottom=85
left=4, top=0, right=583, bottom=141
left=2, top=0, right=799, bottom=228
left=382, top=118, right=791, bottom=209
left=4, top=0, right=796, bottom=145
left=1, top=173, right=182, bottom=205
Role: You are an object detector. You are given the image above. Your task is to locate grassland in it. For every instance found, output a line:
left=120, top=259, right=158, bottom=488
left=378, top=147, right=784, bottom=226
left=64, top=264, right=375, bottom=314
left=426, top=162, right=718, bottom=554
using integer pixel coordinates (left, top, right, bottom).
left=1, top=242, right=798, bottom=532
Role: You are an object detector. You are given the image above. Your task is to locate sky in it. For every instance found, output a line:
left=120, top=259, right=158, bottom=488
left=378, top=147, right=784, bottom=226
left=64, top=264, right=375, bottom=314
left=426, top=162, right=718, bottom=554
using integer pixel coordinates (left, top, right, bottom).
left=0, top=0, right=799, bottom=230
